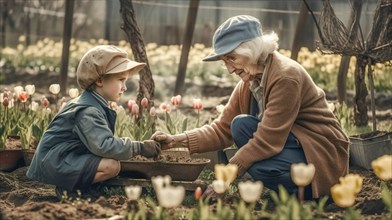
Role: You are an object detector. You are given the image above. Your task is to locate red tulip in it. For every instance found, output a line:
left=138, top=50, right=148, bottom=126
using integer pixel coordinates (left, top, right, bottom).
left=19, top=91, right=29, bottom=103
left=41, top=97, right=49, bottom=108
left=194, top=187, right=202, bottom=201
left=192, top=98, right=202, bottom=110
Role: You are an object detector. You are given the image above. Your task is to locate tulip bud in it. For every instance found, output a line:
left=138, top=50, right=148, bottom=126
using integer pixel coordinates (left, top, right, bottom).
left=68, top=88, right=79, bottom=98
left=156, top=185, right=185, bottom=209
left=194, top=187, right=202, bottom=201
left=49, top=84, right=60, bottom=95
left=238, top=181, right=263, bottom=203
left=125, top=185, right=142, bottom=201
left=128, top=99, right=136, bottom=111
left=2, top=97, right=9, bottom=107
left=339, top=174, right=363, bottom=194
left=371, top=154, right=392, bottom=181
left=18, top=91, right=29, bottom=103
left=152, top=175, right=172, bottom=191
left=170, top=95, right=181, bottom=106
left=29, top=101, right=39, bottom=111
left=149, top=106, right=157, bottom=117
left=25, top=85, right=35, bottom=95
left=212, top=180, right=226, bottom=194
left=192, top=98, right=202, bottom=110
left=141, top=97, right=148, bottom=109
left=131, top=104, right=139, bottom=116
left=159, top=103, right=171, bottom=113
left=331, top=183, right=357, bottom=208
left=290, top=163, right=315, bottom=187
left=13, top=86, right=23, bottom=97
left=41, top=97, right=49, bottom=108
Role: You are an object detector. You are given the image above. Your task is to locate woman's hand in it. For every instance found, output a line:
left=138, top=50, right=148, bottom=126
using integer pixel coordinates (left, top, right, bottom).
left=151, top=131, right=188, bottom=150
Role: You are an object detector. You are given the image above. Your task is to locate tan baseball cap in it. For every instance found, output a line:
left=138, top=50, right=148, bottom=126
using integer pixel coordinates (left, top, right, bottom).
left=77, top=45, right=146, bottom=90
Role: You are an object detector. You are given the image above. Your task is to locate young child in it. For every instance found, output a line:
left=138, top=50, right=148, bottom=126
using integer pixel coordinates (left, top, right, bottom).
left=26, top=45, right=161, bottom=200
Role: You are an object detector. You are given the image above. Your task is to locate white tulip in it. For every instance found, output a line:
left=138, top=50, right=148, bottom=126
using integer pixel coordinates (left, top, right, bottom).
left=212, top=179, right=226, bottom=194
left=13, top=86, right=23, bottom=97
left=124, top=185, right=142, bottom=201
left=157, top=185, right=185, bottom=209
left=151, top=175, right=171, bottom=191
left=238, top=181, right=263, bottom=203
left=25, top=85, right=35, bottom=95
left=290, top=163, right=315, bottom=187
left=43, top=107, right=52, bottom=114
left=68, top=88, right=79, bottom=98
left=29, top=101, right=39, bottom=111
left=49, top=84, right=60, bottom=95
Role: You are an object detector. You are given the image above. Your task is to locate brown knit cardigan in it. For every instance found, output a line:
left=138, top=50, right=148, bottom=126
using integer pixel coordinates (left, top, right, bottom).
left=185, top=51, right=349, bottom=198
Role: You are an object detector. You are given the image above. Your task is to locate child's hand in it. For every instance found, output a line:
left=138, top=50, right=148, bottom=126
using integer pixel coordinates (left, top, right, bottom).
left=141, top=140, right=161, bottom=158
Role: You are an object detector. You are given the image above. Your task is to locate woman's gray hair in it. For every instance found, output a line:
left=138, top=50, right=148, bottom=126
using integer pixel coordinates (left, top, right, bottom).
left=234, top=32, right=279, bottom=64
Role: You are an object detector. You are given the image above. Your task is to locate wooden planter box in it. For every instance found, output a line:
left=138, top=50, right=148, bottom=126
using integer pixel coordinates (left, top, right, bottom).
left=349, top=131, right=392, bottom=169
left=0, top=149, right=23, bottom=172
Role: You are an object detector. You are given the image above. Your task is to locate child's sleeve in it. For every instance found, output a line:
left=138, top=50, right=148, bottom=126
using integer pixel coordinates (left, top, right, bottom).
left=73, top=107, right=141, bottom=160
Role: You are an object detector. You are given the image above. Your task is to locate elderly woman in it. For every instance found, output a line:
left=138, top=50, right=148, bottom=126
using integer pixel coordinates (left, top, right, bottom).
left=153, top=15, right=349, bottom=200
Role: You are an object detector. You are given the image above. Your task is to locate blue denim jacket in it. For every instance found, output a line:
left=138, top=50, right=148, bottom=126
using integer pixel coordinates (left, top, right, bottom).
left=26, top=90, right=141, bottom=190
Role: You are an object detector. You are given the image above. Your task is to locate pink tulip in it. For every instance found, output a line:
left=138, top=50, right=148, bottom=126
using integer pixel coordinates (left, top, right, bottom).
left=170, top=95, right=182, bottom=107
left=149, top=106, right=157, bottom=116
left=141, top=97, right=149, bottom=109
left=128, top=99, right=136, bottom=111
left=192, top=98, right=202, bottom=110
left=159, top=103, right=171, bottom=113
left=131, top=104, right=140, bottom=116
left=3, top=97, right=9, bottom=107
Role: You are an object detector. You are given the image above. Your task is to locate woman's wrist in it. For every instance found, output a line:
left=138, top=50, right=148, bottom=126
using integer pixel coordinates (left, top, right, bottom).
left=173, top=133, right=189, bottom=148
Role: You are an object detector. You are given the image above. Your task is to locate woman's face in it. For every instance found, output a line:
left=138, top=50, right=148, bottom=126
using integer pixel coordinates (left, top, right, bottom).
left=221, top=52, right=260, bottom=82
left=95, top=71, right=129, bottom=102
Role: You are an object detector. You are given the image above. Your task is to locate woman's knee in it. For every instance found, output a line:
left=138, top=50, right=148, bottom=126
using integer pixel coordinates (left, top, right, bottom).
left=231, top=115, right=258, bottom=136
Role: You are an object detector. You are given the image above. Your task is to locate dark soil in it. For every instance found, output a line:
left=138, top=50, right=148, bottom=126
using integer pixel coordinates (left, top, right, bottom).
left=0, top=165, right=388, bottom=220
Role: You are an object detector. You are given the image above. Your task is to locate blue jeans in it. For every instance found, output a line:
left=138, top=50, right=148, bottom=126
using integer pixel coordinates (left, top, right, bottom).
left=231, top=114, right=312, bottom=200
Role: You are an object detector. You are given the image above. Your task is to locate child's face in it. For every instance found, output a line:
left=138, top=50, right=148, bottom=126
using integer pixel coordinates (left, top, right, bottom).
left=95, top=71, right=130, bottom=102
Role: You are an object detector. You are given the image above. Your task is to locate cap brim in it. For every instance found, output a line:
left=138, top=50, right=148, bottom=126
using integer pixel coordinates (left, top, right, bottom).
left=202, top=52, right=222, bottom=62
left=107, top=59, right=146, bottom=75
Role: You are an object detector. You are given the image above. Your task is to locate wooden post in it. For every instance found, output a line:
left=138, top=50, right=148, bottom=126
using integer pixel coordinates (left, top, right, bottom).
left=60, top=0, right=75, bottom=96
left=174, top=0, right=200, bottom=96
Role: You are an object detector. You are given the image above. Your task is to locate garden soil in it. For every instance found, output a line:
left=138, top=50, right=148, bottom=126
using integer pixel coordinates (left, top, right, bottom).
left=0, top=165, right=387, bottom=220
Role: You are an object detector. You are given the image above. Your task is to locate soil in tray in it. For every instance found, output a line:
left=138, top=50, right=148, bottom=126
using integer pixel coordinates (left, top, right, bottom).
left=126, top=154, right=210, bottom=163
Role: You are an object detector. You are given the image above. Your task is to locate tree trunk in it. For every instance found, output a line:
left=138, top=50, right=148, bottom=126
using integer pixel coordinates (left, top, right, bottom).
left=60, top=0, right=75, bottom=96
left=291, top=2, right=308, bottom=61
left=0, top=0, right=7, bottom=52
left=353, top=56, right=368, bottom=126
left=119, top=0, right=155, bottom=107
left=174, top=0, right=200, bottom=96
left=337, top=0, right=362, bottom=103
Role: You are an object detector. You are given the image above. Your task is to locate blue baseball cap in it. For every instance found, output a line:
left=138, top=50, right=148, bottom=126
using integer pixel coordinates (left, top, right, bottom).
left=203, top=15, right=262, bottom=62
